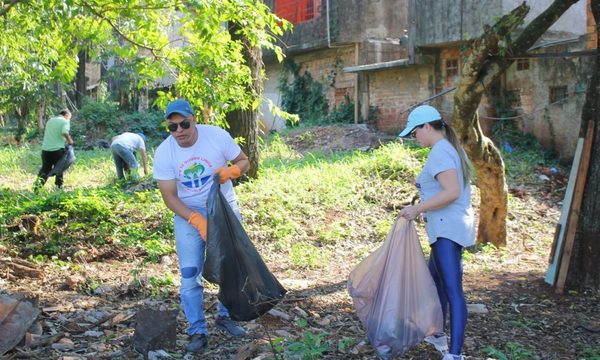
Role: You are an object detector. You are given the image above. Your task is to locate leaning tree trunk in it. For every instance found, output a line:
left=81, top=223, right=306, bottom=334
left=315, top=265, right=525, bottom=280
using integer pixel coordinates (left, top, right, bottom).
left=15, top=103, right=30, bottom=143
left=565, top=0, right=600, bottom=290
left=36, top=98, right=45, bottom=129
left=452, top=0, right=580, bottom=246
left=226, top=22, right=262, bottom=179
left=75, top=50, right=86, bottom=109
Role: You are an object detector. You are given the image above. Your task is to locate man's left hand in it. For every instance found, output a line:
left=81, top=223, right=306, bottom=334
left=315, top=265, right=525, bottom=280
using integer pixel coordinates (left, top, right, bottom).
left=214, top=165, right=241, bottom=184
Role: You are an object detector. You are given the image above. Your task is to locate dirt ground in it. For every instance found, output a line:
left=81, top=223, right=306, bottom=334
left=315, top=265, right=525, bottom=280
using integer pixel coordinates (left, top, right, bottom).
left=1, top=124, right=599, bottom=360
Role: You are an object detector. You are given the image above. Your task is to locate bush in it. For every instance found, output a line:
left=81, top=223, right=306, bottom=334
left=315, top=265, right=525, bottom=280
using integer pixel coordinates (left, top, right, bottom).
left=72, top=99, right=165, bottom=147
left=71, top=100, right=119, bottom=146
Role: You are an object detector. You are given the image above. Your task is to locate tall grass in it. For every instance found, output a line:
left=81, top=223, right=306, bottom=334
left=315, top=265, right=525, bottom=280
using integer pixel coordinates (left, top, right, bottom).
left=0, top=129, right=560, bottom=269
left=0, top=146, right=118, bottom=190
left=237, top=136, right=425, bottom=268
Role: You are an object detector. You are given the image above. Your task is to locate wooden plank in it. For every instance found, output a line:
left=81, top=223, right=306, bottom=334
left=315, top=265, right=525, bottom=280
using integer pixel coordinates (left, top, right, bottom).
left=544, top=138, right=584, bottom=285
left=555, top=121, right=595, bottom=294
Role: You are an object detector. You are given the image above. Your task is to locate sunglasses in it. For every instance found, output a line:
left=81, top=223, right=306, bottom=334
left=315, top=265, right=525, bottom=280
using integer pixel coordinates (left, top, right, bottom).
left=409, top=124, right=425, bottom=138
left=167, top=119, right=192, bottom=132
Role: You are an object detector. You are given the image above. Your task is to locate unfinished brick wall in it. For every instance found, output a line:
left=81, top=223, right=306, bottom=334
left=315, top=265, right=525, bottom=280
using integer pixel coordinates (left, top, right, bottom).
left=368, top=65, right=433, bottom=133
left=504, top=51, right=591, bottom=160
left=364, top=42, right=590, bottom=160
left=294, top=46, right=356, bottom=109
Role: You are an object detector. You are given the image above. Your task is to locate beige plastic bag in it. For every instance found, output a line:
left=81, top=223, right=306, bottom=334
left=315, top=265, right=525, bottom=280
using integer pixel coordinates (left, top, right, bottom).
left=348, top=217, right=443, bottom=359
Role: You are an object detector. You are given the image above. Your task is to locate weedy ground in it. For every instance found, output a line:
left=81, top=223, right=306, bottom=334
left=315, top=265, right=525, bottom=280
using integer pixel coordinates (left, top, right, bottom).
left=0, top=124, right=598, bottom=360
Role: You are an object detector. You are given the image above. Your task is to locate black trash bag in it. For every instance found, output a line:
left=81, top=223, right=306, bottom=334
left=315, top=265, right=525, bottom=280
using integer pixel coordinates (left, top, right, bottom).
left=48, top=145, right=76, bottom=177
left=204, top=176, right=286, bottom=321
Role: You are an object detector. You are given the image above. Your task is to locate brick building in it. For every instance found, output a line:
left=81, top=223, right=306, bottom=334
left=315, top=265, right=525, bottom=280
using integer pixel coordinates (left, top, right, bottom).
left=262, top=0, right=593, bottom=160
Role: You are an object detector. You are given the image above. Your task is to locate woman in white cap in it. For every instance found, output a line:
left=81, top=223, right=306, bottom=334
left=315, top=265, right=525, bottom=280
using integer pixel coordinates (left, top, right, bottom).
left=398, top=105, right=475, bottom=360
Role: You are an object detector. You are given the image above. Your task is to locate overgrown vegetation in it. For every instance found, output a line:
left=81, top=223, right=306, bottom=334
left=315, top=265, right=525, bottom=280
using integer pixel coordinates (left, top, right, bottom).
left=0, top=124, right=563, bottom=270
left=490, top=120, right=560, bottom=186
left=71, top=99, right=166, bottom=147
left=483, top=341, right=534, bottom=360
left=0, top=124, right=589, bottom=359
left=0, top=136, right=421, bottom=272
left=0, top=185, right=171, bottom=261
left=279, top=59, right=377, bottom=126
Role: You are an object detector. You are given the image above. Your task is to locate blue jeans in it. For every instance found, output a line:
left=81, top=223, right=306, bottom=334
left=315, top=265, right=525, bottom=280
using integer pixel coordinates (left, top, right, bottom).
left=111, top=143, right=138, bottom=179
left=174, top=203, right=242, bottom=335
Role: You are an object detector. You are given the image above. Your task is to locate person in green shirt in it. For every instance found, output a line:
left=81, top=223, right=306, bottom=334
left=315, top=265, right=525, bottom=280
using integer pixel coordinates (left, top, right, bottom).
left=34, top=110, right=74, bottom=190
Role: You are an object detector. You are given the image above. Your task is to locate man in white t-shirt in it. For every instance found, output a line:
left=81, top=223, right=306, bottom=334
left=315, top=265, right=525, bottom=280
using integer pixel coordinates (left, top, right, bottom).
left=153, top=99, right=249, bottom=353
left=110, top=132, right=148, bottom=180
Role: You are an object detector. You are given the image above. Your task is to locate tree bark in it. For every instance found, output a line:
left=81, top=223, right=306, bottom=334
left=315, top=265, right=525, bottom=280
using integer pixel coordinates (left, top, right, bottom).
left=452, top=0, right=579, bottom=246
left=565, top=0, right=600, bottom=290
left=36, top=98, right=45, bottom=129
left=226, top=23, right=262, bottom=179
left=75, top=50, right=87, bottom=109
left=15, top=103, right=29, bottom=143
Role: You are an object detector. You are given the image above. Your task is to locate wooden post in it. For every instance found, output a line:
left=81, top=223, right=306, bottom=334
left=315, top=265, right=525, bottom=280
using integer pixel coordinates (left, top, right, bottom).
left=354, top=42, right=360, bottom=124
left=544, top=138, right=584, bottom=285
left=555, top=120, right=595, bottom=294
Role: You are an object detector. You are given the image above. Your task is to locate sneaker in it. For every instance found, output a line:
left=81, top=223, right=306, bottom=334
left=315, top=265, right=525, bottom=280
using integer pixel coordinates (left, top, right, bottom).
left=442, top=353, right=464, bottom=360
left=425, top=333, right=449, bottom=354
left=186, top=333, right=208, bottom=353
left=215, top=316, right=246, bottom=337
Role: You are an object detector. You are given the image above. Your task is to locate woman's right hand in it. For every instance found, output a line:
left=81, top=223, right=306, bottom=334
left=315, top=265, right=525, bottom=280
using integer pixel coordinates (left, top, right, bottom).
left=399, top=205, right=421, bottom=221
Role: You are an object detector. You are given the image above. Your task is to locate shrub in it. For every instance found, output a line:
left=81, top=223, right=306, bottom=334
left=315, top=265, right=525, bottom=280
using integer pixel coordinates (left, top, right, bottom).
left=72, top=99, right=165, bottom=147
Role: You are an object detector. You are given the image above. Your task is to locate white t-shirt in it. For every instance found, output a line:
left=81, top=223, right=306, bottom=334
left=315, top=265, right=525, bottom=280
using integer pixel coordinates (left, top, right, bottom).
left=416, top=139, right=475, bottom=247
left=153, top=125, right=241, bottom=209
left=111, top=132, right=146, bottom=152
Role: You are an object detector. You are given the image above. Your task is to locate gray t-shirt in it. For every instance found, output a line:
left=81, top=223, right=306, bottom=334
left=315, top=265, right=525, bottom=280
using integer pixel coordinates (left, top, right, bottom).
left=111, top=132, right=146, bottom=152
left=416, top=139, right=475, bottom=247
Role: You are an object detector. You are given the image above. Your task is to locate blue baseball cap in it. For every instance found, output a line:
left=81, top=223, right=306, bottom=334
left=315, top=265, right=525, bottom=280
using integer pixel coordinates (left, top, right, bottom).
left=398, top=105, right=442, bottom=137
left=164, top=99, right=194, bottom=119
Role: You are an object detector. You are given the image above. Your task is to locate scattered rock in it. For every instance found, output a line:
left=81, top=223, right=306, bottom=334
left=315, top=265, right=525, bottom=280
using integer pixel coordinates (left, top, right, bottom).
left=110, top=311, right=135, bottom=326
left=133, top=307, right=178, bottom=358
left=467, top=303, right=488, bottom=314
left=51, top=337, right=74, bottom=351
left=245, top=323, right=260, bottom=331
left=0, top=294, right=41, bottom=356
left=292, top=306, right=308, bottom=318
left=90, top=342, right=107, bottom=352
left=147, top=349, right=173, bottom=359
left=267, top=309, right=290, bottom=321
left=351, top=340, right=370, bottom=355
left=83, top=330, right=104, bottom=337
left=274, top=329, right=293, bottom=338
left=64, top=275, right=84, bottom=290
left=93, top=285, right=114, bottom=296
left=316, top=318, right=331, bottom=326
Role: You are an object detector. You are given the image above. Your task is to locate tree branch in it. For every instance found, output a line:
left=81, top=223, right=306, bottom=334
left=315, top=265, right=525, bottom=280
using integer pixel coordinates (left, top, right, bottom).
left=481, top=0, right=580, bottom=87
left=454, top=2, right=529, bottom=128
left=0, top=0, right=23, bottom=17
left=78, top=0, right=162, bottom=59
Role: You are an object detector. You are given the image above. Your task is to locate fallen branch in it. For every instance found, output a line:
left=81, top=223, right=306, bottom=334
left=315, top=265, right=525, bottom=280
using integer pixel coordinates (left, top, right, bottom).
left=26, top=332, right=65, bottom=349
left=0, top=258, right=44, bottom=279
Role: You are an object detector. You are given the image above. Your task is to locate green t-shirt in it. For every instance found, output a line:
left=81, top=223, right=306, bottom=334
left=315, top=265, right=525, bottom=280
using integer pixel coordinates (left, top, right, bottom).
left=42, top=116, right=70, bottom=151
